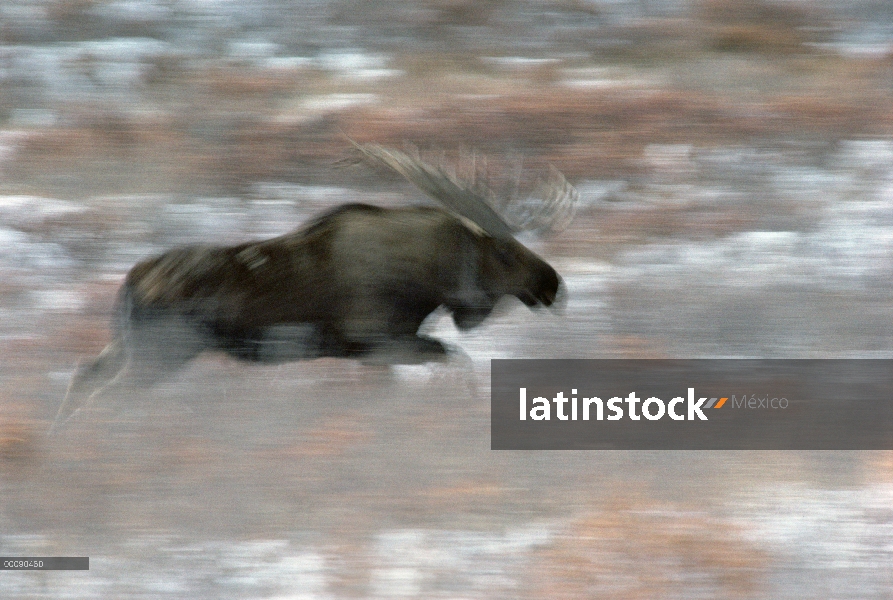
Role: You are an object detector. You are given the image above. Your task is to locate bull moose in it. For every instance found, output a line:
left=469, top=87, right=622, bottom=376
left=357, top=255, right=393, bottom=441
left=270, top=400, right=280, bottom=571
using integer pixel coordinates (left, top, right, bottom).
left=50, top=143, right=578, bottom=432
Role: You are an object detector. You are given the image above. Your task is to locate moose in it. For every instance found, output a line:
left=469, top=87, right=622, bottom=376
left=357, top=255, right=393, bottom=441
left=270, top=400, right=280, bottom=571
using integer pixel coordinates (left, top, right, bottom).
left=50, top=143, right=577, bottom=432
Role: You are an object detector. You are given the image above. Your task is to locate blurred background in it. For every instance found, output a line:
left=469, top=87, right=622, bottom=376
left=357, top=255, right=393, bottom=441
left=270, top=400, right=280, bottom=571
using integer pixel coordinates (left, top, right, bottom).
left=0, top=0, right=891, bottom=598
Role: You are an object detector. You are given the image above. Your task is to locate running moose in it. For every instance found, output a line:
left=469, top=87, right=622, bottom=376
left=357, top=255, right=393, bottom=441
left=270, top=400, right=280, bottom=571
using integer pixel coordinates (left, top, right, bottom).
left=50, top=143, right=577, bottom=432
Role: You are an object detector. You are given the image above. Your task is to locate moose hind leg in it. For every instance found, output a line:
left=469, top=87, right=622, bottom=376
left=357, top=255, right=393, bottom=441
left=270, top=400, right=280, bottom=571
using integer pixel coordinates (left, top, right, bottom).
left=50, top=319, right=207, bottom=433
left=90, top=321, right=208, bottom=424
left=50, top=338, right=127, bottom=434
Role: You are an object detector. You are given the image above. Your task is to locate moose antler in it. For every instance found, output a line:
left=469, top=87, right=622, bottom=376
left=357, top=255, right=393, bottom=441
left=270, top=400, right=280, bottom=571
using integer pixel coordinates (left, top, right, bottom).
left=349, top=142, right=578, bottom=239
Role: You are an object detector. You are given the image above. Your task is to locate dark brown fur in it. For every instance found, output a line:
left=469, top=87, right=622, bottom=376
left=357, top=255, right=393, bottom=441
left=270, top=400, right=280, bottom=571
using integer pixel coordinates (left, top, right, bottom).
left=50, top=202, right=560, bottom=431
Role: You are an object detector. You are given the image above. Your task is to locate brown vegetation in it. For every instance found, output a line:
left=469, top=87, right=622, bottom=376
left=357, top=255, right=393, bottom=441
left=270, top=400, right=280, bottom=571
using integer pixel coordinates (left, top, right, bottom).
left=699, top=0, right=828, bottom=54
left=522, top=498, right=768, bottom=599
left=7, top=55, right=891, bottom=197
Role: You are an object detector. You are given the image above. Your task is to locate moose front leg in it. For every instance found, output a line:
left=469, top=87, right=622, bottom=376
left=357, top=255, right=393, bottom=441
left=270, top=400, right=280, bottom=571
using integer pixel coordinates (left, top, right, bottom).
left=361, top=334, right=449, bottom=366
